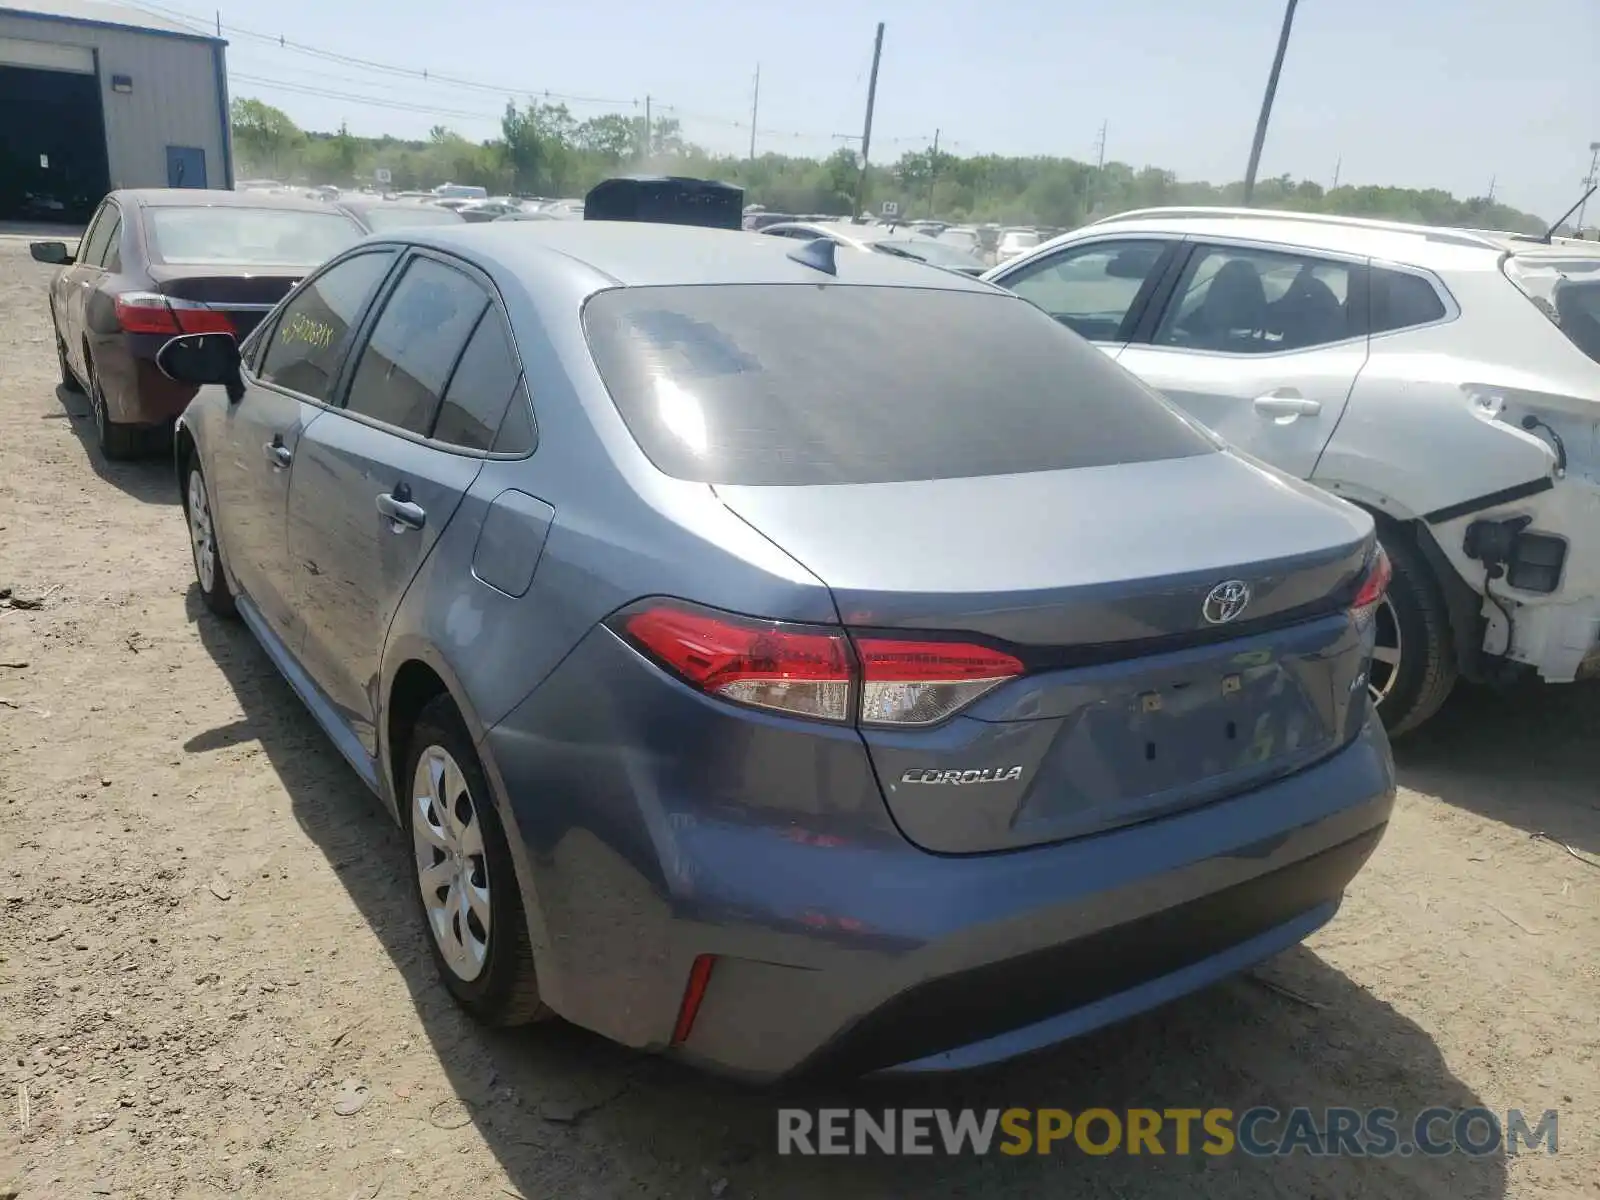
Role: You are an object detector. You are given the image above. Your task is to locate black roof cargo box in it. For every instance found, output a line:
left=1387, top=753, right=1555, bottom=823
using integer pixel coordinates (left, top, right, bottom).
left=584, top=176, right=743, bottom=230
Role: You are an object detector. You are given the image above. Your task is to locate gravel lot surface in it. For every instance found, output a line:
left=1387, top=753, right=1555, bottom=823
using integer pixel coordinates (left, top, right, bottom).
left=1, top=235, right=1596, bottom=1199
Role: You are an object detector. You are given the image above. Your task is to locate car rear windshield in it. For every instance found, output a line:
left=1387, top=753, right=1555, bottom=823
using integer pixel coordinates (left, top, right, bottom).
left=581, top=284, right=1215, bottom=485
left=1503, top=254, right=1600, bottom=365
left=144, top=206, right=364, bottom=267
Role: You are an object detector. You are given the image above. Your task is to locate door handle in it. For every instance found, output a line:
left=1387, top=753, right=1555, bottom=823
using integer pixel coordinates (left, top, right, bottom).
left=263, top=442, right=292, bottom=469
left=1252, top=391, right=1322, bottom=418
left=376, top=491, right=426, bottom=531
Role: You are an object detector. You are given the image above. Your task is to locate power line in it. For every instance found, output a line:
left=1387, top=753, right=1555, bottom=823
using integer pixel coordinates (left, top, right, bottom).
left=229, top=73, right=504, bottom=123
left=121, top=0, right=931, bottom=147
left=125, top=0, right=641, bottom=108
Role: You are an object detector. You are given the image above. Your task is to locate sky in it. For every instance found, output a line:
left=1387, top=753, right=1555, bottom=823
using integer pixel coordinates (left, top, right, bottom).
left=126, top=0, right=1597, bottom=222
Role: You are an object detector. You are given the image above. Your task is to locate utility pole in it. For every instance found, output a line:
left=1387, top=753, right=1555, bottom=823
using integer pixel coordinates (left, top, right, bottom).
left=215, top=9, right=221, bottom=36
left=748, top=65, right=760, bottom=161
left=925, top=128, right=939, bottom=217
left=1242, top=0, right=1299, bottom=205
left=1577, top=141, right=1600, bottom=233
left=1332, top=156, right=1341, bottom=190
left=642, top=95, right=652, bottom=161
left=1085, top=119, right=1106, bottom=217
left=854, top=21, right=885, bottom=217
left=1487, top=174, right=1496, bottom=202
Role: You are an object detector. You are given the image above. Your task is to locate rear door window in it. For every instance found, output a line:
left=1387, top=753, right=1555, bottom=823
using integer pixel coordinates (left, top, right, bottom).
left=96, top=216, right=123, bottom=270
left=491, top=380, right=537, bottom=455
left=1370, top=267, right=1447, bottom=333
left=431, top=309, right=522, bottom=451
left=1154, top=244, right=1359, bottom=353
left=343, top=257, right=488, bottom=436
left=77, top=203, right=116, bottom=269
left=582, top=284, right=1214, bottom=486
left=258, top=250, right=397, bottom=401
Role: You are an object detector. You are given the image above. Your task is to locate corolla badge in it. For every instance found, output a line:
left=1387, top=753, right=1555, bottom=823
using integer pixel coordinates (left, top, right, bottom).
left=1202, top=579, right=1252, bottom=625
left=900, top=767, right=1023, bottom=786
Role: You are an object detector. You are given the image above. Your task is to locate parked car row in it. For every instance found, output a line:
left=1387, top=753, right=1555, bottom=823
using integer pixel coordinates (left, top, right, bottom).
left=23, top=180, right=1593, bottom=1085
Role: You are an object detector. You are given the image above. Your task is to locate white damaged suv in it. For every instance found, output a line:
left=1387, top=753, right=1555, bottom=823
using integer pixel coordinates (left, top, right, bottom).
left=985, top=208, right=1600, bottom=734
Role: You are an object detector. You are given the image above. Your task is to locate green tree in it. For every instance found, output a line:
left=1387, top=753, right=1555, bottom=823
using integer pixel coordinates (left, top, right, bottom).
left=574, top=113, right=634, bottom=163
left=230, top=98, right=303, bottom=177
left=229, top=91, right=1550, bottom=235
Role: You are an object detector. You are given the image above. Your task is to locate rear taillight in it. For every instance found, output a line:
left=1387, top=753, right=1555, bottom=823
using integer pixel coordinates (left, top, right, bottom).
left=1350, top=546, right=1392, bottom=625
left=620, top=605, right=853, bottom=722
left=114, top=292, right=234, bottom=336
left=856, top=638, right=1024, bottom=726
left=614, top=601, right=1023, bottom=727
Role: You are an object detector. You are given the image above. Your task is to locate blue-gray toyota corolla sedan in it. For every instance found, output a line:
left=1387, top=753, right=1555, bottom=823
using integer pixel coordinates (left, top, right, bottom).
left=163, top=218, right=1396, bottom=1080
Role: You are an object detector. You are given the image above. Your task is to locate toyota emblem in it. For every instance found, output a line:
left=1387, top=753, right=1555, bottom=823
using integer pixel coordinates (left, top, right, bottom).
left=1202, top=579, right=1252, bottom=625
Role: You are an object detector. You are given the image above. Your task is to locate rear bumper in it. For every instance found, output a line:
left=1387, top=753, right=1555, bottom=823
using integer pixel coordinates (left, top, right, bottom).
left=1431, top=475, right=1600, bottom=682
left=482, top=626, right=1396, bottom=1081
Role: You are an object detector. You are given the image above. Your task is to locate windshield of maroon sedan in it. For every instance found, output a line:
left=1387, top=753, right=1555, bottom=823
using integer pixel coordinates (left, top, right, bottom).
left=143, top=206, right=364, bottom=267
left=582, top=284, right=1216, bottom=486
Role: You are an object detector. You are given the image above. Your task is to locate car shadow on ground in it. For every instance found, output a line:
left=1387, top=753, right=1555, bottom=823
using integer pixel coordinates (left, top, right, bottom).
left=51, top=384, right=176, bottom=504
left=186, top=594, right=1507, bottom=1199
left=1393, top=678, right=1600, bottom=855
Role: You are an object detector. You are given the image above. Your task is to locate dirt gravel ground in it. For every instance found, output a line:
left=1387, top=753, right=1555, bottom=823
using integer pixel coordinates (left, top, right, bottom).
left=1, top=235, right=1597, bottom=1200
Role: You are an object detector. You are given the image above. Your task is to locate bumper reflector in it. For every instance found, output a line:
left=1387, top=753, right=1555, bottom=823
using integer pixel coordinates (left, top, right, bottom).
left=670, top=954, right=718, bottom=1046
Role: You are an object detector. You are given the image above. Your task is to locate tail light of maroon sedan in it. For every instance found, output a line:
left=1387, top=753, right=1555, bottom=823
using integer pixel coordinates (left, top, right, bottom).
left=612, top=601, right=1024, bottom=727
left=113, top=292, right=235, bottom=336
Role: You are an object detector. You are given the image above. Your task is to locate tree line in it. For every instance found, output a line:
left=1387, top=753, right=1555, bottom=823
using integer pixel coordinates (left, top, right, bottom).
left=231, top=96, right=1550, bottom=234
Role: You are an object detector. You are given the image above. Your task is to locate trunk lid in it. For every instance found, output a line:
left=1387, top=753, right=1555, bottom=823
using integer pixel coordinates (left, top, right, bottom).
left=714, top=451, right=1376, bottom=853
left=147, top=264, right=304, bottom=337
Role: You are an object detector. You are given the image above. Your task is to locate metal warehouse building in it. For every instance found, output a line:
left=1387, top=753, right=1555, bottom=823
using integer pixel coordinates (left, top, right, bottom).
left=0, top=0, right=230, bottom=223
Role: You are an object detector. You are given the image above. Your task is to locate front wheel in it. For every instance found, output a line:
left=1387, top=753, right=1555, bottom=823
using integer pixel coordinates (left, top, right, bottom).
left=186, top=461, right=236, bottom=617
left=1370, top=535, right=1457, bottom=736
left=55, top=324, right=82, bottom=393
left=404, top=697, right=548, bottom=1026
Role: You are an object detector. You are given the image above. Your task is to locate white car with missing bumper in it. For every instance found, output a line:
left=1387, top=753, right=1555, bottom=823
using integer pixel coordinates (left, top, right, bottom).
left=985, top=207, right=1600, bottom=734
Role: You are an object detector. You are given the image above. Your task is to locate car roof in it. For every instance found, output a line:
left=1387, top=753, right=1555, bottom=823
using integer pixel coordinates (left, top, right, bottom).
left=117, top=188, right=341, bottom=213
left=401, top=221, right=999, bottom=292
left=1068, top=207, right=1535, bottom=272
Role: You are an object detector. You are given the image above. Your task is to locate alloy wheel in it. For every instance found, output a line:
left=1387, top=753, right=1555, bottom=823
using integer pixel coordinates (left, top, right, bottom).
left=1369, top=594, right=1402, bottom=706
left=412, top=746, right=492, bottom=982
left=187, top=470, right=216, bottom=593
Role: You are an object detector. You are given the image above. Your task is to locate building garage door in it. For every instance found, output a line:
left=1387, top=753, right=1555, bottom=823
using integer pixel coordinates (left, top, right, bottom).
left=0, top=36, right=110, bottom=223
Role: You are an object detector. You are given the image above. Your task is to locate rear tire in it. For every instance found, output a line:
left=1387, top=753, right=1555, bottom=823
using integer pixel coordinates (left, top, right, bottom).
left=1372, top=534, right=1457, bottom=737
left=86, top=351, right=143, bottom=461
left=403, top=696, right=548, bottom=1027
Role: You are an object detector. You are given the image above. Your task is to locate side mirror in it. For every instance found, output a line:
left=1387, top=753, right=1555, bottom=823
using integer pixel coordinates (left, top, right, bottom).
left=1105, top=250, right=1161, bottom=280
left=29, top=241, right=73, bottom=266
left=157, top=333, right=245, bottom=403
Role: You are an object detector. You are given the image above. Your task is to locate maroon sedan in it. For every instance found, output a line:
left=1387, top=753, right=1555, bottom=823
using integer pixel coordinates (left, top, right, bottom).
left=30, top=189, right=364, bottom=459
